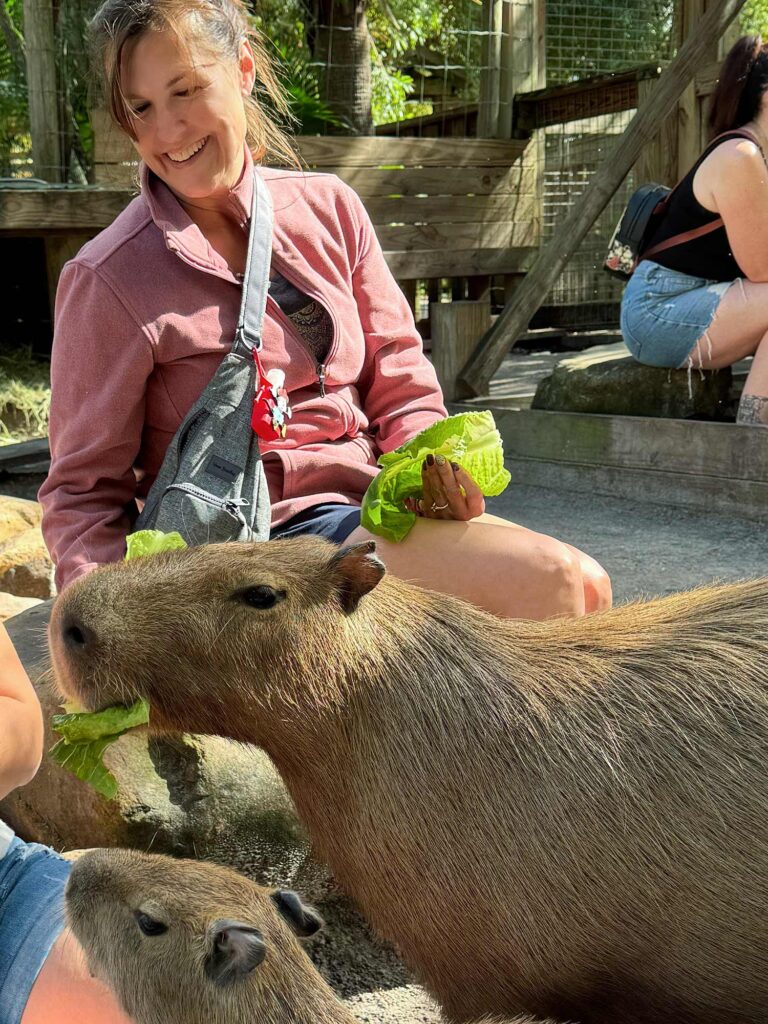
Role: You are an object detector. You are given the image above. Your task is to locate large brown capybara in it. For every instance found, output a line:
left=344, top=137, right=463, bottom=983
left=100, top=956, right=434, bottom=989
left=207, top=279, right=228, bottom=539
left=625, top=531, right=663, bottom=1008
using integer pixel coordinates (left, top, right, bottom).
left=66, top=848, right=564, bottom=1024
left=50, top=538, right=768, bottom=1024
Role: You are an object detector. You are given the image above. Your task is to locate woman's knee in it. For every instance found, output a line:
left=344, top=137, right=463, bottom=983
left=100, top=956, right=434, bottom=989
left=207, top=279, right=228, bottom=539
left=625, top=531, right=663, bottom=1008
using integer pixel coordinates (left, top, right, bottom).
left=582, top=563, right=613, bottom=613
left=529, top=537, right=585, bottom=619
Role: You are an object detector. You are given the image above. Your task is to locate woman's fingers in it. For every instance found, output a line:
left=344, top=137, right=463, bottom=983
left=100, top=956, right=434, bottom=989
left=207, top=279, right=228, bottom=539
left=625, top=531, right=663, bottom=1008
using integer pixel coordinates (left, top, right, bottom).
left=410, top=456, right=486, bottom=521
left=432, top=454, right=467, bottom=518
left=451, top=463, right=486, bottom=519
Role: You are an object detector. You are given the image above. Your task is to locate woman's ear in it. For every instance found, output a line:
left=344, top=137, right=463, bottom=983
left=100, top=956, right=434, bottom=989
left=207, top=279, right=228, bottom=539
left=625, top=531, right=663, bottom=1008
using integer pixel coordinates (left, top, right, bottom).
left=238, top=38, right=256, bottom=96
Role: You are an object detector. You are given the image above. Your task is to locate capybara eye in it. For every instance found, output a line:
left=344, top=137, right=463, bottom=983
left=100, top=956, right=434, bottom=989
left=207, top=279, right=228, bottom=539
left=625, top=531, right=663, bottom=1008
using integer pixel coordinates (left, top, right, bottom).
left=134, top=911, right=168, bottom=937
left=234, top=585, right=286, bottom=610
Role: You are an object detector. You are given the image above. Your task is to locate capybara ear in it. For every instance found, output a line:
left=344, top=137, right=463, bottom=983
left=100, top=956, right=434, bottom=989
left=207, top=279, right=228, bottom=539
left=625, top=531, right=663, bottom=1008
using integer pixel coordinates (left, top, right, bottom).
left=205, top=919, right=267, bottom=986
left=329, top=541, right=386, bottom=614
left=270, top=890, right=325, bottom=937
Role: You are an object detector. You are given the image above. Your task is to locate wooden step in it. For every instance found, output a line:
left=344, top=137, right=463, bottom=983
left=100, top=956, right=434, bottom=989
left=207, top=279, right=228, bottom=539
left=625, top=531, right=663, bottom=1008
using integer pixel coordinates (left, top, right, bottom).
left=450, top=406, right=768, bottom=523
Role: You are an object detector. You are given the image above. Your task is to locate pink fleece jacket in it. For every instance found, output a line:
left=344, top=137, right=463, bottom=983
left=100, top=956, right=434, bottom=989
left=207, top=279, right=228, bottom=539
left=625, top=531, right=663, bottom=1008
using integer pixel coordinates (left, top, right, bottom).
left=39, top=150, right=447, bottom=590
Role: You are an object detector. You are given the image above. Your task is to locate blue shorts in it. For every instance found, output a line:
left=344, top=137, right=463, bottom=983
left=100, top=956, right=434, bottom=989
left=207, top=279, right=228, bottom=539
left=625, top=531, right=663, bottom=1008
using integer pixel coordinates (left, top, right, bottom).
left=0, top=833, right=71, bottom=1024
left=620, top=260, right=734, bottom=367
left=270, top=502, right=362, bottom=545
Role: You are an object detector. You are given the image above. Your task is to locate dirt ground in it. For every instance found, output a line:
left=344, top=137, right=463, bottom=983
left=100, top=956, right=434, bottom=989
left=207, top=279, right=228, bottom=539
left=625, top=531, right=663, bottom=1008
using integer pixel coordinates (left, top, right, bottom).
left=4, top=471, right=766, bottom=1023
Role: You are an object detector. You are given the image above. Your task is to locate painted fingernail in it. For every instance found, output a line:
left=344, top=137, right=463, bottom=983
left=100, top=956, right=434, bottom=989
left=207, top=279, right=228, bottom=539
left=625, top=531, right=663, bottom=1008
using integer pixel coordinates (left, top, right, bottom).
left=422, top=459, right=428, bottom=471
left=426, top=454, right=435, bottom=467
left=450, top=461, right=460, bottom=472
left=435, top=454, right=446, bottom=467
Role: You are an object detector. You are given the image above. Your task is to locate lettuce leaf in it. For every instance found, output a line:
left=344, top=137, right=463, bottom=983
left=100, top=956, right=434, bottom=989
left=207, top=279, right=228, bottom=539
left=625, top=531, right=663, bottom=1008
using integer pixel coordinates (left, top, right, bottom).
left=361, top=411, right=511, bottom=542
left=49, top=700, right=150, bottom=800
left=48, top=529, right=184, bottom=798
left=51, top=698, right=150, bottom=744
left=49, top=736, right=121, bottom=800
left=125, top=530, right=187, bottom=560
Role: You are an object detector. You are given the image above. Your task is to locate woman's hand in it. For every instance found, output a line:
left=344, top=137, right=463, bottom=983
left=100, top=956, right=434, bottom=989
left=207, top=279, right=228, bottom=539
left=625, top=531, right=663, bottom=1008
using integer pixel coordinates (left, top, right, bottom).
left=405, top=454, right=486, bottom=522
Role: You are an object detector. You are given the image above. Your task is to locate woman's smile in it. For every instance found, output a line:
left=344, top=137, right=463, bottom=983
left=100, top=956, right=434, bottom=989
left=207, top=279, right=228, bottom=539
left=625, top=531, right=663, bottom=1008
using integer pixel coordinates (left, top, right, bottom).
left=166, top=136, right=209, bottom=164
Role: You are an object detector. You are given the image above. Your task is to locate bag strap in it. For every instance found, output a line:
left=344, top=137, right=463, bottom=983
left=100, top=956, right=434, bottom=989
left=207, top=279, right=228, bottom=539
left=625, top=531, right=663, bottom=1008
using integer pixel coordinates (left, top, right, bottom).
left=233, top=168, right=274, bottom=356
left=639, top=127, right=762, bottom=264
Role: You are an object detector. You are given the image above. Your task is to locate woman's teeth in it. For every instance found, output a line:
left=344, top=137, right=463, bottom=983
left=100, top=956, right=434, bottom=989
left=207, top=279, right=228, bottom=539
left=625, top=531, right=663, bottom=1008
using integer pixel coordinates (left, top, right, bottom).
left=167, top=137, right=208, bottom=163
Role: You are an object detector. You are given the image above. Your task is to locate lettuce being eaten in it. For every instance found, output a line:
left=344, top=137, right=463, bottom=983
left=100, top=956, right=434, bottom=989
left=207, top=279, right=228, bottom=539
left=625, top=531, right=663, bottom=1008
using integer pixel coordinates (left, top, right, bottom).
left=361, top=411, right=511, bottom=543
left=48, top=531, right=185, bottom=797
left=49, top=699, right=150, bottom=800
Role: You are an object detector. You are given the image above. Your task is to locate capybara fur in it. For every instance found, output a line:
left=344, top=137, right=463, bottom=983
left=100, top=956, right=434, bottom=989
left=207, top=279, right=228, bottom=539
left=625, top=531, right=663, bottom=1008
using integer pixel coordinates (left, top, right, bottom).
left=51, top=538, right=768, bottom=1024
left=65, top=848, right=567, bottom=1024
left=65, top=847, right=343, bottom=1024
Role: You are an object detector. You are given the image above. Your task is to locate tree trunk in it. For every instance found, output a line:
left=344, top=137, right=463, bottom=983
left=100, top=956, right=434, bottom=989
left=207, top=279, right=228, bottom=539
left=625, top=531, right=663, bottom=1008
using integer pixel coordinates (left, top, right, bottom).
left=22, top=0, right=62, bottom=181
left=312, top=0, right=373, bottom=135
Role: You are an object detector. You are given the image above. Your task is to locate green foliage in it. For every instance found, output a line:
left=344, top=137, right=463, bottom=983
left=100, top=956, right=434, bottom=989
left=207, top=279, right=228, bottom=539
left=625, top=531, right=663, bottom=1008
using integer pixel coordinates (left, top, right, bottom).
left=0, top=0, right=28, bottom=175
left=741, top=1, right=768, bottom=38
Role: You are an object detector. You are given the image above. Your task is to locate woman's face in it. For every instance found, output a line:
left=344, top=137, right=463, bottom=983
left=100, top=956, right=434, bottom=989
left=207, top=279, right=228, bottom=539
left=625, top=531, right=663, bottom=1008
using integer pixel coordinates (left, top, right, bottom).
left=121, top=28, right=255, bottom=207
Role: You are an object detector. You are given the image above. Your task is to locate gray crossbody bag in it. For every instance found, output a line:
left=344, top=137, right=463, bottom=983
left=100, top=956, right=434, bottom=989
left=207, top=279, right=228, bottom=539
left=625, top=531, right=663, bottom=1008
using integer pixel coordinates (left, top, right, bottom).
left=133, top=169, right=274, bottom=546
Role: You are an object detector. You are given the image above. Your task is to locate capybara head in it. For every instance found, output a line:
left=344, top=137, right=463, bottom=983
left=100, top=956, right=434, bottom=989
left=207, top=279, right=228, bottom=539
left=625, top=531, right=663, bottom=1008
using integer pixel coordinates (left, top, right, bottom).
left=64, top=848, right=351, bottom=1024
left=50, top=538, right=387, bottom=740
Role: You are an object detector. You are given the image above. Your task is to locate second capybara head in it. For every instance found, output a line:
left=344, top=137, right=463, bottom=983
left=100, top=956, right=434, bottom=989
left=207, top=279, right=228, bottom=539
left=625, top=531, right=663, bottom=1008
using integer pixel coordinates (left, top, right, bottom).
left=65, top=847, right=355, bottom=1024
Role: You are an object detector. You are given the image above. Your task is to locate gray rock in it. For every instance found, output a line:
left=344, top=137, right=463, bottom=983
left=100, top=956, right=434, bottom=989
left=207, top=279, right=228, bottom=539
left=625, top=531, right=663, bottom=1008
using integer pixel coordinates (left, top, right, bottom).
left=0, top=601, right=321, bottom=894
left=532, top=346, right=732, bottom=419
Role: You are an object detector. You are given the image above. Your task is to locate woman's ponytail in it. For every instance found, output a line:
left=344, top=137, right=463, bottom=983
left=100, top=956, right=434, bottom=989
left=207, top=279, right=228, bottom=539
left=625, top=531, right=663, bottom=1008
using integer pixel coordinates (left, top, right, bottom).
left=708, top=34, right=768, bottom=138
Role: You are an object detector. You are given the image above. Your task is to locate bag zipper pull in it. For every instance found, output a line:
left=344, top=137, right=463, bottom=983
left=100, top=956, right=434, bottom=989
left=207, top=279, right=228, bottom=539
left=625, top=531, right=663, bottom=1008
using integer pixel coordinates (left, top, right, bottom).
left=223, top=497, right=250, bottom=518
left=318, top=363, right=327, bottom=397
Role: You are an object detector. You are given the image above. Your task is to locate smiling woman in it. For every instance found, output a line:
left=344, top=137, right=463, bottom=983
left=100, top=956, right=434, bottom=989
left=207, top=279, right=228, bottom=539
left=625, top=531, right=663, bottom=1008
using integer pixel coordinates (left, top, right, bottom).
left=37, top=0, right=611, bottom=620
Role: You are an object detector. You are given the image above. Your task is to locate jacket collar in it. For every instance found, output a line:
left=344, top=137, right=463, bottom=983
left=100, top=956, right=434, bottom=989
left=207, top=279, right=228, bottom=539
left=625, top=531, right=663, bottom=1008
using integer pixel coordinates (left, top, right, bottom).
left=140, top=146, right=255, bottom=276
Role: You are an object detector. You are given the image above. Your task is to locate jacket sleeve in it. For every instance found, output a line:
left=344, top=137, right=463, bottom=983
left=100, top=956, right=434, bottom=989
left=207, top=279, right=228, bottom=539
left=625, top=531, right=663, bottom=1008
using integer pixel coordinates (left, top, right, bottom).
left=341, top=183, right=447, bottom=453
left=38, top=261, right=154, bottom=591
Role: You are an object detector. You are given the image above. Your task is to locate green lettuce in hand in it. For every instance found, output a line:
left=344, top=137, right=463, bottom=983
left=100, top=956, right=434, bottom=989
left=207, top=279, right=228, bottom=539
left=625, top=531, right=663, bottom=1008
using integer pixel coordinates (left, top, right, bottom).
left=49, top=699, right=150, bottom=800
left=48, top=530, right=185, bottom=797
left=361, top=411, right=511, bottom=543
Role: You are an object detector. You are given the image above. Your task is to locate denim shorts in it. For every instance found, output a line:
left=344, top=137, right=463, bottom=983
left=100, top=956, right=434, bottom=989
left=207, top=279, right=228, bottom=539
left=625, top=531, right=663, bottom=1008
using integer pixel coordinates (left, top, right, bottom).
left=620, top=260, right=735, bottom=367
left=0, top=832, right=71, bottom=1024
left=270, top=502, right=362, bottom=544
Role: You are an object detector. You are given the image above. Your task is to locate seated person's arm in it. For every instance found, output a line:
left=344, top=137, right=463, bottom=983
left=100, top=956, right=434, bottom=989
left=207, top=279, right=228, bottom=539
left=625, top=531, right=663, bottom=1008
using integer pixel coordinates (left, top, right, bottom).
left=0, top=623, right=44, bottom=800
left=38, top=261, right=153, bottom=591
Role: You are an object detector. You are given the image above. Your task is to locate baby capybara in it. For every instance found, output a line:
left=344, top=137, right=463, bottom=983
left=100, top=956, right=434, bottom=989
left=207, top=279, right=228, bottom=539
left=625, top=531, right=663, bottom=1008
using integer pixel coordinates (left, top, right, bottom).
left=65, top=847, right=343, bottom=1024
left=51, top=538, right=768, bottom=1024
left=65, top=848, right=564, bottom=1024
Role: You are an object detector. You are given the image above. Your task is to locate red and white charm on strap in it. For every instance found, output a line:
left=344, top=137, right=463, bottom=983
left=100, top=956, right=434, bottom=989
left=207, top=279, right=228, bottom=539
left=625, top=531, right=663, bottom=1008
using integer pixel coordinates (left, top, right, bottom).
left=251, top=354, right=292, bottom=441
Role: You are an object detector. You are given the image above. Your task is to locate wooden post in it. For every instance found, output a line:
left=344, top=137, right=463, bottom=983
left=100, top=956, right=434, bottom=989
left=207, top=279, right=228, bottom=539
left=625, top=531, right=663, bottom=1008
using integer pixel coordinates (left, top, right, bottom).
left=23, top=0, right=62, bottom=182
left=634, top=76, right=679, bottom=187
left=478, top=0, right=504, bottom=137
left=431, top=301, right=492, bottom=402
left=458, top=0, right=748, bottom=397
left=498, top=0, right=545, bottom=137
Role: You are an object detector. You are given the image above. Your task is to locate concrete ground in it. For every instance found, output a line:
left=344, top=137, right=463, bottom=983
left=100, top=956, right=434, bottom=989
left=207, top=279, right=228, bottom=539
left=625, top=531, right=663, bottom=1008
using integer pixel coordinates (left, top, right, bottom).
left=3, top=470, right=766, bottom=1022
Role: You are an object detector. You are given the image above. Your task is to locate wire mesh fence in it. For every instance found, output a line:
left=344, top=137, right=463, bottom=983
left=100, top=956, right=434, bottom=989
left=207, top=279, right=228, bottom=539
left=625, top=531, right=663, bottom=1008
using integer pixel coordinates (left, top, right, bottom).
left=541, top=0, right=676, bottom=317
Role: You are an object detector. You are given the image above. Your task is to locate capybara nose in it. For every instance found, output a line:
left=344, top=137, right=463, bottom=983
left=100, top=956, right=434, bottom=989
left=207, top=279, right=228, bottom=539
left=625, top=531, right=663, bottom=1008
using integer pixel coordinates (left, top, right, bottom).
left=61, top=614, right=98, bottom=654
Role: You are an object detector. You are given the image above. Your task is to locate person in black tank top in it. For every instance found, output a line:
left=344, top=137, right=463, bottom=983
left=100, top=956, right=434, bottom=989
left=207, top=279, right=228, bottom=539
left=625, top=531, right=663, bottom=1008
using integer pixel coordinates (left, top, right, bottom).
left=620, top=34, right=768, bottom=427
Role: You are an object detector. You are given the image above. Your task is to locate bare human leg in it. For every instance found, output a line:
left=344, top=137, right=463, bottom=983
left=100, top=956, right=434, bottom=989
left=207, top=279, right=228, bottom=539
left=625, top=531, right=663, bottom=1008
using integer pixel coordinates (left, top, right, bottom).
left=346, top=513, right=612, bottom=621
left=685, top=277, right=768, bottom=425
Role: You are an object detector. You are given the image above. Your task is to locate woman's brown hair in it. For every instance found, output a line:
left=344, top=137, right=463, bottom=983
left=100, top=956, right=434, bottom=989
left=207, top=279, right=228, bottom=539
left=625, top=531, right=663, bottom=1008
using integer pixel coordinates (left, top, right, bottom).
left=708, top=34, right=768, bottom=138
left=88, top=0, right=299, bottom=167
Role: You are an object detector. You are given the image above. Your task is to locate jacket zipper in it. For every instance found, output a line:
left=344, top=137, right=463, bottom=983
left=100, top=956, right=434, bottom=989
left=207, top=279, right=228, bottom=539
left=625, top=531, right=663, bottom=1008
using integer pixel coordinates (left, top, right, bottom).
left=269, top=253, right=339, bottom=397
